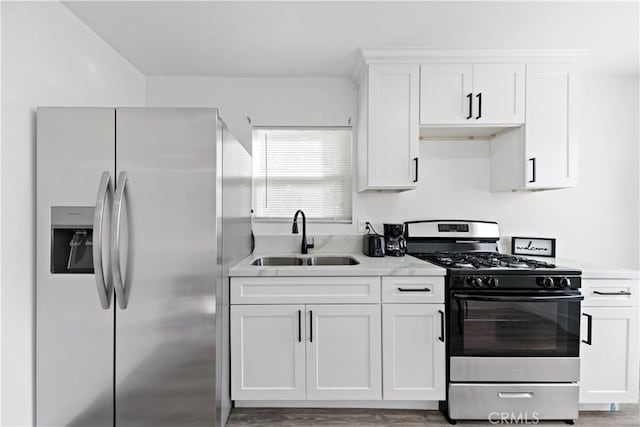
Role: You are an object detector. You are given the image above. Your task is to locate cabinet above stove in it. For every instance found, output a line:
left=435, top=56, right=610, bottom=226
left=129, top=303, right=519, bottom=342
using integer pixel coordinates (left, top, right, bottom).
left=351, top=48, right=587, bottom=193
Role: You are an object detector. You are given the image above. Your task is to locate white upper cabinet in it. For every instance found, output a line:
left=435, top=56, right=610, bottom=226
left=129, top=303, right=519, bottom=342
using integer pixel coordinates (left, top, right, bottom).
left=353, top=50, right=583, bottom=192
left=358, top=64, right=420, bottom=191
left=491, top=64, right=577, bottom=191
left=472, top=64, right=525, bottom=124
left=420, top=63, right=524, bottom=126
left=420, top=64, right=472, bottom=124
left=524, top=64, right=577, bottom=189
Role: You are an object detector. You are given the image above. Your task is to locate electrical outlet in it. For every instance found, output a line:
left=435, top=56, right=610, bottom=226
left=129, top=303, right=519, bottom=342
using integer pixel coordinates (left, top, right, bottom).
left=358, top=220, right=369, bottom=233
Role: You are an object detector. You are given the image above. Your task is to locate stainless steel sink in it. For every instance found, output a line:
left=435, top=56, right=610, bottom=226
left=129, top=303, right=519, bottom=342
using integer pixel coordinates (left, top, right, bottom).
left=306, top=256, right=360, bottom=266
left=251, top=256, right=359, bottom=266
left=251, top=256, right=304, bottom=266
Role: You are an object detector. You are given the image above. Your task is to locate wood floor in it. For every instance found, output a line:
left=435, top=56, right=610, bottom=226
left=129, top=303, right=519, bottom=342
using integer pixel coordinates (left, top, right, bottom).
left=227, top=405, right=640, bottom=426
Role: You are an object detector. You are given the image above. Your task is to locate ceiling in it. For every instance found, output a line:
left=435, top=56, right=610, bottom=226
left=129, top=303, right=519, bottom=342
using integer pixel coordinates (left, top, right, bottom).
left=63, top=1, right=639, bottom=77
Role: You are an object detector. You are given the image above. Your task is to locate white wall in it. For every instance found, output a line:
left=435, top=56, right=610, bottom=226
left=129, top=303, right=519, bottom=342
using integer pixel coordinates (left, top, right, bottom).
left=146, top=76, right=356, bottom=150
left=1, top=2, right=146, bottom=425
left=147, top=74, right=639, bottom=270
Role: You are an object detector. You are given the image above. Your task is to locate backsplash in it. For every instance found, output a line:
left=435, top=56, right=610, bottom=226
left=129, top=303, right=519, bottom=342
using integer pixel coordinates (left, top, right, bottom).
left=253, top=234, right=361, bottom=254
left=252, top=233, right=516, bottom=256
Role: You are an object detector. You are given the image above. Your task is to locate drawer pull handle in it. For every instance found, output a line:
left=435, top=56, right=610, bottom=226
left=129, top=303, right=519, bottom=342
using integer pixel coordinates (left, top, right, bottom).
left=498, top=392, right=533, bottom=399
left=398, top=287, right=431, bottom=292
left=594, top=290, right=632, bottom=296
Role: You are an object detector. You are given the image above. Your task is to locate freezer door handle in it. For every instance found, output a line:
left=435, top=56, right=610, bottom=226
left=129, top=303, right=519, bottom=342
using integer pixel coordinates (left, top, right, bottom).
left=111, top=171, right=129, bottom=309
left=93, top=172, right=112, bottom=309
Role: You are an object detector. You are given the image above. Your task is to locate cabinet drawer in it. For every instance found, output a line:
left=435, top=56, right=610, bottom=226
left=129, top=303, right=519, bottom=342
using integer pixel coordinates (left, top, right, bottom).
left=382, top=276, right=444, bottom=303
left=582, top=280, right=639, bottom=307
left=231, top=276, right=381, bottom=304
left=449, top=383, right=578, bottom=420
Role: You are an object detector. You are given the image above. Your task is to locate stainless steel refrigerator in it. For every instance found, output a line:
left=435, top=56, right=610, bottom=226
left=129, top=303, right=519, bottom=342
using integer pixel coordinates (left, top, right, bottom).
left=36, top=108, right=252, bottom=426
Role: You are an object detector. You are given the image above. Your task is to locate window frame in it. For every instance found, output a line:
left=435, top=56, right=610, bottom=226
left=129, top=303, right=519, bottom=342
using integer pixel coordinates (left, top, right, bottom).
left=251, top=125, right=354, bottom=224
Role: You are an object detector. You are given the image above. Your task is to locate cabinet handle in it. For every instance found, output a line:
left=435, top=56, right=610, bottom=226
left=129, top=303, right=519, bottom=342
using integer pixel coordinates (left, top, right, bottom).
left=398, top=287, right=431, bottom=292
left=298, top=310, right=301, bottom=343
left=594, top=290, right=632, bottom=296
left=582, top=313, right=592, bottom=345
left=309, top=310, right=313, bottom=343
left=475, top=93, right=482, bottom=119
left=413, top=157, right=419, bottom=183
left=466, top=93, right=473, bottom=120
left=528, top=157, right=536, bottom=183
left=438, top=310, right=445, bottom=342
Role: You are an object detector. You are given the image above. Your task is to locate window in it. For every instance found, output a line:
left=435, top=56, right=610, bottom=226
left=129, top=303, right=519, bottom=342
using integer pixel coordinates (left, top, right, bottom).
left=252, top=127, right=352, bottom=221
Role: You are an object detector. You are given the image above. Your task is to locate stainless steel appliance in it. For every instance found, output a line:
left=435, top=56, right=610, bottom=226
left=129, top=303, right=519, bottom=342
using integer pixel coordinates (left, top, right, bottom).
left=404, top=220, right=583, bottom=424
left=383, top=223, right=406, bottom=256
left=36, top=108, right=252, bottom=427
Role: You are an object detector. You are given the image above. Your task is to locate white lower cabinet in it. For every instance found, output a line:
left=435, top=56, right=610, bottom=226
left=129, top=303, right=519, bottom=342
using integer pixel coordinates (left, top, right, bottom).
left=231, top=275, right=447, bottom=403
left=231, top=302, right=382, bottom=401
left=580, top=306, right=640, bottom=404
left=231, top=305, right=306, bottom=400
left=382, top=304, right=446, bottom=400
left=307, top=305, right=382, bottom=400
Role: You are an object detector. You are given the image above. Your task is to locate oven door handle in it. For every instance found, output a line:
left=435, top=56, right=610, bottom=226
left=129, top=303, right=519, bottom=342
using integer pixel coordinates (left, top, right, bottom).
left=451, top=293, right=584, bottom=302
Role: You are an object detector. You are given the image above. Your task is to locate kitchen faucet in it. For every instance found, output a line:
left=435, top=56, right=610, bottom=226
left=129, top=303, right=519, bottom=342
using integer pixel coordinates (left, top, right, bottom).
left=292, top=210, right=314, bottom=254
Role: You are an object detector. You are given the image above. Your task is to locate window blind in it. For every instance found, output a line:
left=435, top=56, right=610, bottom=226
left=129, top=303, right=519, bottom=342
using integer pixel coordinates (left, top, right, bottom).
left=252, top=127, right=352, bottom=221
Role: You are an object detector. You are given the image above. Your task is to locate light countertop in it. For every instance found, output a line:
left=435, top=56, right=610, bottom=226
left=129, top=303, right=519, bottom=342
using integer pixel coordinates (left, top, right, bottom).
left=555, top=258, right=640, bottom=280
left=232, top=234, right=639, bottom=280
left=230, top=252, right=446, bottom=277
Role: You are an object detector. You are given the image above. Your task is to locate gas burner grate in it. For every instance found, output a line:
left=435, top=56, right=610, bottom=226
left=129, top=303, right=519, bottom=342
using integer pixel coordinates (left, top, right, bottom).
left=415, top=251, right=556, bottom=270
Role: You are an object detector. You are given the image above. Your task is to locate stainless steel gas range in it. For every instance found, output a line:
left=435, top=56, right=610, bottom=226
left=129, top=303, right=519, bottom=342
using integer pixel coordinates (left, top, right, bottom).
left=405, top=220, right=583, bottom=424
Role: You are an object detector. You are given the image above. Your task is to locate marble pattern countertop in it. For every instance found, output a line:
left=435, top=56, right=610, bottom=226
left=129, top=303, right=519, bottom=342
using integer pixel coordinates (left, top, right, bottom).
left=230, top=234, right=639, bottom=279
left=230, top=252, right=446, bottom=278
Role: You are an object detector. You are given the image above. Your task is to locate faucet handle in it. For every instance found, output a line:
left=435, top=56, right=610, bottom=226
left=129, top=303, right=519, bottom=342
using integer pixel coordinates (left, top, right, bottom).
left=307, top=237, right=315, bottom=249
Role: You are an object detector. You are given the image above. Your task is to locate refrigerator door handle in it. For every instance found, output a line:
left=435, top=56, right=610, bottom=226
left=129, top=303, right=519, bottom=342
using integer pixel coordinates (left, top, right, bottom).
left=93, top=172, right=112, bottom=309
left=111, top=171, right=129, bottom=309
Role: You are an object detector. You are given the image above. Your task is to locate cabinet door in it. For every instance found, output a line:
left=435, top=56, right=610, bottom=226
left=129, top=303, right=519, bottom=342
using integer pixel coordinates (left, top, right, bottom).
left=420, top=64, right=473, bottom=125
left=306, top=305, right=382, bottom=399
left=580, top=307, right=640, bottom=404
left=231, top=305, right=306, bottom=400
left=365, top=64, right=419, bottom=190
left=383, top=304, right=445, bottom=400
left=472, top=64, right=525, bottom=124
left=524, top=64, right=577, bottom=189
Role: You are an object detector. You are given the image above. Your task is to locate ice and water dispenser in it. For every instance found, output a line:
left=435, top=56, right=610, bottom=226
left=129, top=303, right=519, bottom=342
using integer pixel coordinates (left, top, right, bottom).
left=50, top=206, right=94, bottom=274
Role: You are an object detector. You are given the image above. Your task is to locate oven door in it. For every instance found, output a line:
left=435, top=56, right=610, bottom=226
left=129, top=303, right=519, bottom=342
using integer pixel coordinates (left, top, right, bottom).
left=449, top=290, right=583, bottom=357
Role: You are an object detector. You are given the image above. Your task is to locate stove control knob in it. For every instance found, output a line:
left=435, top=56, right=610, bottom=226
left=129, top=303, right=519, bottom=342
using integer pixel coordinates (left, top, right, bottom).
left=558, top=277, right=571, bottom=289
left=486, top=277, right=499, bottom=288
left=466, top=276, right=482, bottom=288
left=537, top=276, right=554, bottom=288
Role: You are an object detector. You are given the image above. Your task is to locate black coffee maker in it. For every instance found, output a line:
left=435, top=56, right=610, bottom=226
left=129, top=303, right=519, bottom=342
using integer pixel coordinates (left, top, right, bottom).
left=383, top=223, right=407, bottom=257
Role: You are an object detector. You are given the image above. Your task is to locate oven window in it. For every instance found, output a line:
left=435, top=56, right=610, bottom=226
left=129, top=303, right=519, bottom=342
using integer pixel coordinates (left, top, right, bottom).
left=449, top=294, right=581, bottom=357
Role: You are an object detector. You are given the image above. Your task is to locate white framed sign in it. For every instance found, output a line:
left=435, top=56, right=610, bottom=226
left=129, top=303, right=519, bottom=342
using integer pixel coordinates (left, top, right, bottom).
left=511, top=236, right=556, bottom=258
